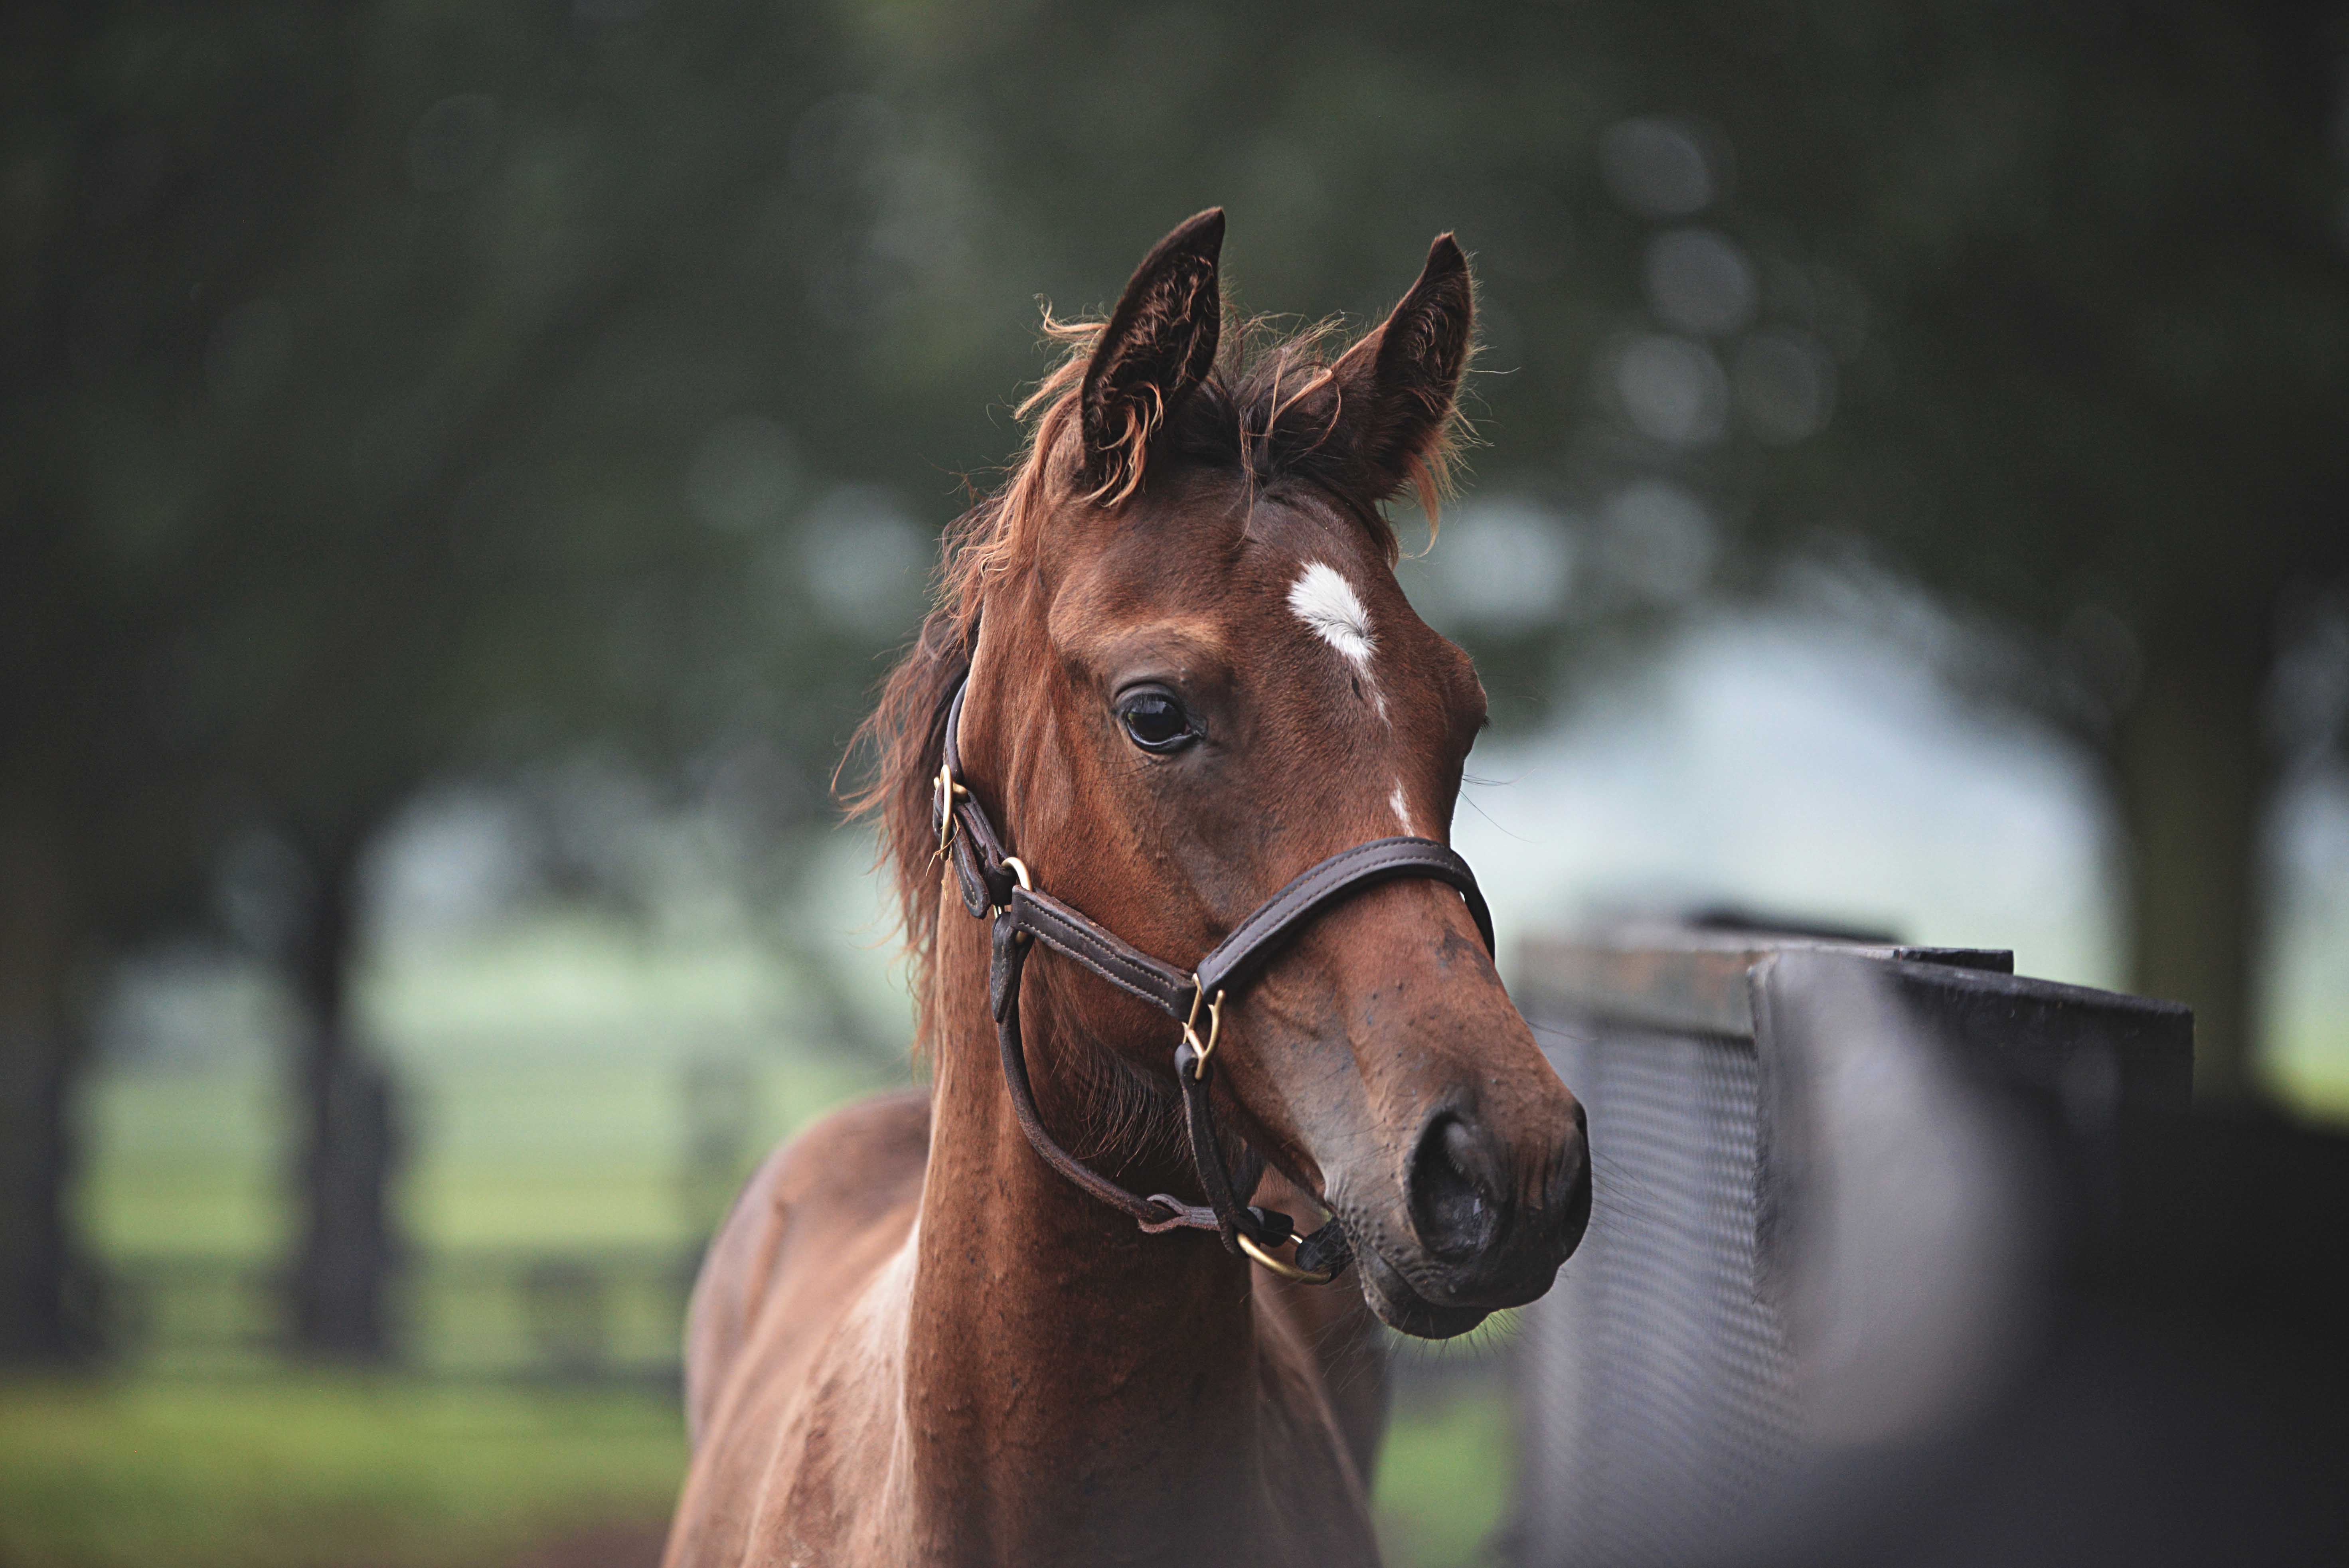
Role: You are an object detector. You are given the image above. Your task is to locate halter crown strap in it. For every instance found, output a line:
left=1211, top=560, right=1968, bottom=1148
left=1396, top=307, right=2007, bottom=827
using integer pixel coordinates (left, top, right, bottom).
left=935, top=673, right=1497, bottom=1276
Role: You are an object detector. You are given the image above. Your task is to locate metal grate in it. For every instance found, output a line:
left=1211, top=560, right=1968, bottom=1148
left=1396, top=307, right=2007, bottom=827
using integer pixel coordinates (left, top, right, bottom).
left=1509, top=932, right=2195, bottom=1568
left=1521, top=1021, right=1798, bottom=1566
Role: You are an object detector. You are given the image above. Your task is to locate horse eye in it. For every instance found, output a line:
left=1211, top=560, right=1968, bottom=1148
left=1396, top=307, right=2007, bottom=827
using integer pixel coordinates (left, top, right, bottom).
left=1116, top=689, right=1194, bottom=752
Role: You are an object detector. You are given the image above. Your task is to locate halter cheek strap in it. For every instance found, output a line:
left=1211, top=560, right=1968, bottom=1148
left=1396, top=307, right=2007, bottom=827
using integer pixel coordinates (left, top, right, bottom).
left=934, top=676, right=1496, bottom=1284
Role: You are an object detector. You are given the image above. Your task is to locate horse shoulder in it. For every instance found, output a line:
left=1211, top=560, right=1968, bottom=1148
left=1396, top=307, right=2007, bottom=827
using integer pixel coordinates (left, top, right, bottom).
left=682, top=1083, right=932, bottom=1445
left=667, top=1086, right=931, bottom=1568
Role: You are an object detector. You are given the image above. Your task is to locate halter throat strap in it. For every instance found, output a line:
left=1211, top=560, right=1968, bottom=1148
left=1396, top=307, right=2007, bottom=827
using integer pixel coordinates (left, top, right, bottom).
left=933, top=675, right=1496, bottom=1280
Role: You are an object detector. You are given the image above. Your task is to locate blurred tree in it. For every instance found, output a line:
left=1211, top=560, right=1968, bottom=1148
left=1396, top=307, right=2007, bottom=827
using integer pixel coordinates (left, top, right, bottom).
left=1786, top=16, right=2309, bottom=1096
left=1586, top=3, right=2349, bottom=1098
left=5, top=0, right=2343, bottom=1365
left=0, top=0, right=909, bottom=1361
left=869, top=0, right=2349, bottom=1098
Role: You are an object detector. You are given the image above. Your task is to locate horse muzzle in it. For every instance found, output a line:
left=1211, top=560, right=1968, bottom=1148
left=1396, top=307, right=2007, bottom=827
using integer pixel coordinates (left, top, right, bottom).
left=1351, top=1097, right=1592, bottom=1339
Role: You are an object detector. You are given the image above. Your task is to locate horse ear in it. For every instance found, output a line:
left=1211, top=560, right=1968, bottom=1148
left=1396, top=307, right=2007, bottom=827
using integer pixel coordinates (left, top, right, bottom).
left=1078, top=208, right=1225, bottom=502
left=1322, top=234, right=1474, bottom=502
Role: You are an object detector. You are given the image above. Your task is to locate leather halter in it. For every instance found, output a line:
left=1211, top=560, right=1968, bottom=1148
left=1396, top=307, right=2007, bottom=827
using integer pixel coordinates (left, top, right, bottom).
left=933, top=675, right=1496, bottom=1284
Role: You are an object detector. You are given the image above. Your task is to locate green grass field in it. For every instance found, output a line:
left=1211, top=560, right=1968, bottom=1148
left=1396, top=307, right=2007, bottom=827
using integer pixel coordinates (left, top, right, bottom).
left=28, top=908, right=1519, bottom=1566
left=0, top=1369, right=1513, bottom=1566
left=0, top=1375, right=1511, bottom=1568
left=0, top=1378, right=683, bottom=1568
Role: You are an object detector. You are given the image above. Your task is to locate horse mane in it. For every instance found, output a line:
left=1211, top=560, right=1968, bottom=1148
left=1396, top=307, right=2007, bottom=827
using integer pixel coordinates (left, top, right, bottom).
left=841, top=306, right=1467, bottom=1053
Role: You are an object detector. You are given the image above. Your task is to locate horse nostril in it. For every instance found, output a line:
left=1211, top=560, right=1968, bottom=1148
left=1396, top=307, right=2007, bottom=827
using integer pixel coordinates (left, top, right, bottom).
left=1409, top=1112, right=1503, bottom=1263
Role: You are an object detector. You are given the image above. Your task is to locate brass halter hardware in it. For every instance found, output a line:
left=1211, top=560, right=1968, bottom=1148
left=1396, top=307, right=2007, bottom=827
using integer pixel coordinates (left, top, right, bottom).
left=1237, top=1231, right=1341, bottom=1285
left=1181, top=979, right=1331, bottom=1279
left=934, top=763, right=970, bottom=866
left=998, top=856, right=1034, bottom=944
left=1181, top=982, right=1225, bottom=1080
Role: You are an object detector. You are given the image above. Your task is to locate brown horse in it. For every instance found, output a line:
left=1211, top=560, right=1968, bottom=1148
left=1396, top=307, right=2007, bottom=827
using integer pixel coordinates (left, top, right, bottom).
left=663, top=210, right=1590, bottom=1567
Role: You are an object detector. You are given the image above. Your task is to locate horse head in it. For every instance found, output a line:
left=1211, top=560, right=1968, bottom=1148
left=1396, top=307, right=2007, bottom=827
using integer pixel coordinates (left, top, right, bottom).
left=879, top=209, right=1590, bottom=1339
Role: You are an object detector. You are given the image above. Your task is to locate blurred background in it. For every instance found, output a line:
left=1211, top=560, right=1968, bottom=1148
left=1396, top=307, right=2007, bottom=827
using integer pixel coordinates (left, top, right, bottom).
left=3, top=4, right=2346, bottom=1566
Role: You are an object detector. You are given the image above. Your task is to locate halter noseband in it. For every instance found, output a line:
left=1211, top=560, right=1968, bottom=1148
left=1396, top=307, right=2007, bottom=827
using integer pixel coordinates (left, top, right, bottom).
left=933, top=675, right=1496, bottom=1285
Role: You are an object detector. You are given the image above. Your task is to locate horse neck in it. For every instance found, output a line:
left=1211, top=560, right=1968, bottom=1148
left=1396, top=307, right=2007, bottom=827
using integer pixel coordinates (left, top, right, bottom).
left=902, top=900, right=1270, bottom=1560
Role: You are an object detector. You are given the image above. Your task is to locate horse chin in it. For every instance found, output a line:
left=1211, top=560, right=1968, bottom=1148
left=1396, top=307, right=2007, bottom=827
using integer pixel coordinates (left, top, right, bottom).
left=1354, top=1240, right=1492, bottom=1341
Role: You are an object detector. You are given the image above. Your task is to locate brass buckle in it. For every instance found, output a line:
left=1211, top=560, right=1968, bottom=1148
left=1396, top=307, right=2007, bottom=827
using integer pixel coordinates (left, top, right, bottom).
left=1181, top=981, right=1225, bottom=1079
left=934, top=764, right=968, bottom=860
